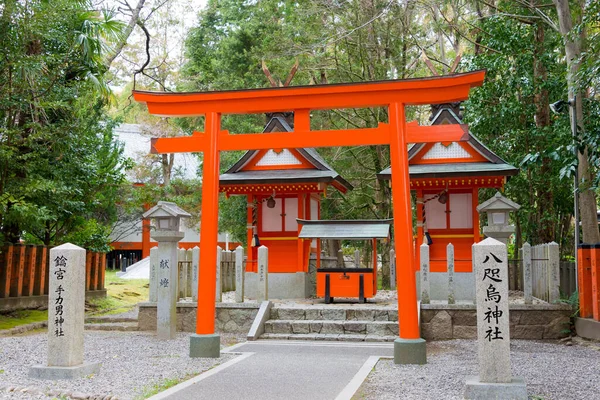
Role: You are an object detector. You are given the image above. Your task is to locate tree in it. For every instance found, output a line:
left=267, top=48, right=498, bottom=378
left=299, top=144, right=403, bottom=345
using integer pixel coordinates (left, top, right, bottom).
left=0, top=0, right=129, bottom=248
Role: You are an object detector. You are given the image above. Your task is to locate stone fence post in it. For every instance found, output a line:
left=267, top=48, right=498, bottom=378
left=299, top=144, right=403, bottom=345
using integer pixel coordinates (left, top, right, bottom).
left=192, top=246, right=199, bottom=302
left=447, top=243, right=455, bottom=304
left=390, top=249, right=396, bottom=290
left=149, top=246, right=158, bottom=302
left=522, top=242, right=532, bottom=305
left=216, top=246, right=222, bottom=302
left=548, top=242, right=560, bottom=303
left=420, top=243, right=430, bottom=304
left=257, top=245, right=268, bottom=302
left=235, top=246, right=245, bottom=303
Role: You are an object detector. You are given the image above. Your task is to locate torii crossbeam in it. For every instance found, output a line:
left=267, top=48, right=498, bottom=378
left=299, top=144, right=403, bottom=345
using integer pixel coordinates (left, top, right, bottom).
left=133, top=70, right=486, bottom=364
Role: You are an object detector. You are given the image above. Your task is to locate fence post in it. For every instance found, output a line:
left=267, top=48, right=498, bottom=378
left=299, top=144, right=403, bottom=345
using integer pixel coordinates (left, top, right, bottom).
left=178, top=248, right=186, bottom=300
left=0, top=246, right=13, bottom=298
left=548, top=242, right=560, bottom=303
left=523, top=242, right=532, bottom=304
left=420, top=243, right=430, bottom=304
left=16, top=245, right=25, bottom=297
left=85, top=252, right=92, bottom=292
left=186, top=248, right=193, bottom=298
left=192, top=246, right=200, bottom=302
left=390, top=249, right=396, bottom=290
left=149, top=247, right=158, bottom=302
left=447, top=243, right=455, bottom=304
left=257, top=245, right=268, bottom=301
left=40, top=246, right=48, bottom=295
left=235, top=246, right=245, bottom=303
left=216, top=246, right=222, bottom=302
left=354, top=250, right=360, bottom=268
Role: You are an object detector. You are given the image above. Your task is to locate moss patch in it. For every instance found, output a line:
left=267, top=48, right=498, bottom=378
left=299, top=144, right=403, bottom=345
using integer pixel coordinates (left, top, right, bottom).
left=0, top=309, right=48, bottom=330
left=86, top=270, right=148, bottom=316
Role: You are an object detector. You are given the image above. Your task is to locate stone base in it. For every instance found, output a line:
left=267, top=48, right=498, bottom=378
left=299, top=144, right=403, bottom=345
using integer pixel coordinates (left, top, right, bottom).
left=393, top=338, right=427, bottom=365
left=575, top=317, right=600, bottom=340
left=29, top=362, right=101, bottom=380
left=244, top=272, right=308, bottom=299
left=464, top=376, right=527, bottom=400
left=189, top=333, right=220, bottom=358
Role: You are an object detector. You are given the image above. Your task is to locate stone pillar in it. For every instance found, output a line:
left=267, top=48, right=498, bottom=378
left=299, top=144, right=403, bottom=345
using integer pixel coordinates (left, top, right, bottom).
left=225, top=250, right=234, bottom=291
left=215, top=246, right=222, bottom=302
left=186, top=248, right=193, bottom=298
left=447, top=243, right=455, bottom=305
left=155, top=231, right=184, bottom=340
left=420, top=243, right=430, bottom=304
left=257, top=245, right=269, bottom=301
left=354, top=250, right=360, bottom=267
left=235, top=246, right=245, bottom=303
left=465, top=237, right=526, bottom=399
left=192, top=246, right=199, bottom=302
left=149, top=246, right=158, bottom=302
left=390, top=249, right=396, bottom=290
left=29, top=243, right=100, bottom=379
left=522, top=242, right=532, bottom=305
left=178, top=248, right=186, bottom=300
left=548, top=242, right=560, bottom=303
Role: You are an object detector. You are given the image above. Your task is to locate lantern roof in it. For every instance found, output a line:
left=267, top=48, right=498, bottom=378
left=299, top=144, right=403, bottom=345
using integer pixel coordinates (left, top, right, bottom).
left=142, top=201, right=191, bottom=219
left=477, top=192, right=521, bottom=213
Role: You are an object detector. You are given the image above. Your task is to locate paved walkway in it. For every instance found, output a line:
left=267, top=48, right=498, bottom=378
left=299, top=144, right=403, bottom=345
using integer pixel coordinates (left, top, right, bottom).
left=151, top=340, right=394, bottom=400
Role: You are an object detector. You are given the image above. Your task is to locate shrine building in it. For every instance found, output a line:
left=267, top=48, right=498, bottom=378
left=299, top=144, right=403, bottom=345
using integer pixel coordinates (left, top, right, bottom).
left=219, top=113, right=352, bottom=298
left=378, top=103, right=518, bottom=301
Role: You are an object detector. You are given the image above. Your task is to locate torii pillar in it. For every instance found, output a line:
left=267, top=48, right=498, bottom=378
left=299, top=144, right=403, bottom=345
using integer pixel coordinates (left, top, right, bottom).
left=132, top=70, right=485, bottom=363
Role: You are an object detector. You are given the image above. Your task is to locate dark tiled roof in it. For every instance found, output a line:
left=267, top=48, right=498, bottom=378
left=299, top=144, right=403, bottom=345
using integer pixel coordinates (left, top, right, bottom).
left=377, top=163, right=519, bottom=180
left=297, top=219, right=392, bottom=240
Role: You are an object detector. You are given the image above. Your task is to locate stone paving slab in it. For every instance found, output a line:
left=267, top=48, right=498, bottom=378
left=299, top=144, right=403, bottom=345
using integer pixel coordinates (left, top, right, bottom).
left=153, top=341, right=394, bottom=400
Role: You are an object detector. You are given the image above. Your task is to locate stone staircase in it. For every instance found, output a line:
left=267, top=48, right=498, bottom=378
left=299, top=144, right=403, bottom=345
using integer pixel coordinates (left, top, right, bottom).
left=261, top=305, right=399, bottom=342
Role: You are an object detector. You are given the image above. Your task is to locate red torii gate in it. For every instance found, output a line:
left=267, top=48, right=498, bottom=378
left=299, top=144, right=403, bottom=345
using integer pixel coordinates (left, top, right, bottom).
left=133, top=70, right=485, bottom=364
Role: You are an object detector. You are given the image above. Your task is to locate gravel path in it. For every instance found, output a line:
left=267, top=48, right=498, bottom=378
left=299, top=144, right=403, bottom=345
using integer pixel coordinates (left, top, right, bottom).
left=0, top=331, right=237, bottom=400
left=357, top=339, right=600, bottom=400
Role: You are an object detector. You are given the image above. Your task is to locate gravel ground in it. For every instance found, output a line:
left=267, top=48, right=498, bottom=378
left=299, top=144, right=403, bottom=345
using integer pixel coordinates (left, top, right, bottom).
left=357, top=339, right=600, bottom=400
left=0, top=331, right=240, bottom=400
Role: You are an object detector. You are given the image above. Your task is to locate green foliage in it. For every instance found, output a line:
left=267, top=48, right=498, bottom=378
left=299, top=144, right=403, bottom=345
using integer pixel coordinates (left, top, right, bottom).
left=0, top=309, right=48, bottom=330
left=0, top=0, right=128, bottom=248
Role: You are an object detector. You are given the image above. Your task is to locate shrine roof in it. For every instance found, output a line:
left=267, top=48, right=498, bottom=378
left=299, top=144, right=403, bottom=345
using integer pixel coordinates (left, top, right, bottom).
left=378, top=106, right=518, bottom=181
left=297, top=219, right=392, bottom=240
left=377, top=162, right=518, bottom=180
left=220, top=115, right=352, bottom=191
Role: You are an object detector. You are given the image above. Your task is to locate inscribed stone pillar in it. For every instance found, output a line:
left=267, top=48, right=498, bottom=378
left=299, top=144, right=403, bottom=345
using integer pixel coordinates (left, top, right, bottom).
left=257, top=245, right=269, bottom=301
left=354, top=250, right=360, bottom=268
left=548, top=242, right=560, bottom=303
left=473, top=238, right=511, bottom=383
left=420, top=243, right=430, bottom=304
left=149, top=246, right=158, bottom=302
left=29, top=243, right=100, bottom=379
left=447, top=243, right=455, bottom=304
left=215, top=246, right=222, bottom=302
left=235, top=246, right=245, bottom=302
left=186, top=248, right=193, bottom=297
left=522, top=242, right=532, bottom=305
left=156, top=232, right=184, bottom=340
left=192, top=246, right=199, bottom=302
left=465, top=237, right=526, bottom=399
left=390, top=249, right=396, bottom=290
left=225, top=250, right=234, bottom=291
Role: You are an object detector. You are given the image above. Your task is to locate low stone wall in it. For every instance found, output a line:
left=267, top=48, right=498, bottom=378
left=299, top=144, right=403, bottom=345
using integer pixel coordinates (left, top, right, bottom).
left=420, top=303, right=573, bottom=340
left=0, top=290, right=107, bottom=312
left=138, top=302, right=259, bottom=334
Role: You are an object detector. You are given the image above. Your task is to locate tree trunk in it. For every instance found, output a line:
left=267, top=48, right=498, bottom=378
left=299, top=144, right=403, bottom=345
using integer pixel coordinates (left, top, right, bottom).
left=105, top=0, right=147, bottom=69
left=553, top=0, right=600, bottom=244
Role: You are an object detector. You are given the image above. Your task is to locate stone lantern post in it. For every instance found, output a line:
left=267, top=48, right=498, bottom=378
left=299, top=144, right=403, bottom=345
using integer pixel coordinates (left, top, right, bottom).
left=143, top=201, right=191, bottom=339
left=476, top=192, right=521, bottom=245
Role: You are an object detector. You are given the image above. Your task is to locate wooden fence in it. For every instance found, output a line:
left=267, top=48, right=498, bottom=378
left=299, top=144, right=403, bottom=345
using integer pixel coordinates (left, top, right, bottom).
left=0, top=244, right=106, bottom=300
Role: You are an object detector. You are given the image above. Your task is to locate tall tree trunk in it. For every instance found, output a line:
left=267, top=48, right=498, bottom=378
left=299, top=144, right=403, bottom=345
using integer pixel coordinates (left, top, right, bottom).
left=553, top=0, right=600, bottom=244
left=105, top=0, right=147, bottom=69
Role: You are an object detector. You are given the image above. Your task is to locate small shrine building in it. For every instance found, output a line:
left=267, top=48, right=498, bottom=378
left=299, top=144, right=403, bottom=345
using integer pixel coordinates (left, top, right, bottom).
left=219, top=114, right=352, bottom=298
left=378, top=103, right=518, bottom=300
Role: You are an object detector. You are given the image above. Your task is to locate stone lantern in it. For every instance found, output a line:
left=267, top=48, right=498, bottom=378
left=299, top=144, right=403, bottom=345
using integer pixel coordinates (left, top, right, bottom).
left=476, top=192, right=520, bottom=245
left=143, top=201, right=191, bottom=339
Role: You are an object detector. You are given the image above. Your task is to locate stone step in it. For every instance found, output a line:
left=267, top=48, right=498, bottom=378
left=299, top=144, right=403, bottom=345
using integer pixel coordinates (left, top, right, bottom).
left=264, top=319, right=399, bottom=336
left=260, top=333, right=397, bottom=342
left=270, top=307, right=398, bottom=322
left=84, top=322, right=138, bottom=332
left=85, top=316, right=137, bottom=324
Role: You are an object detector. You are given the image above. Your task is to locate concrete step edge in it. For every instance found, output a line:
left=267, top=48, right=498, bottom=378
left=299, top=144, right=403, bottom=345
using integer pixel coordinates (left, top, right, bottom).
left=260, top=333, right=397, bottom=342
left=265, top=319, right=398, bottom=325
left=84, top=322, right=138, bottom=332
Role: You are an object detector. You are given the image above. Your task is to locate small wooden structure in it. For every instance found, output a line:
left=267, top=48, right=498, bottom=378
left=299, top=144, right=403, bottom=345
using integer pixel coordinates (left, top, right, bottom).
left=378, top=103, right=518, bottom=273
left=298, top=219, right=391, bottom=303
